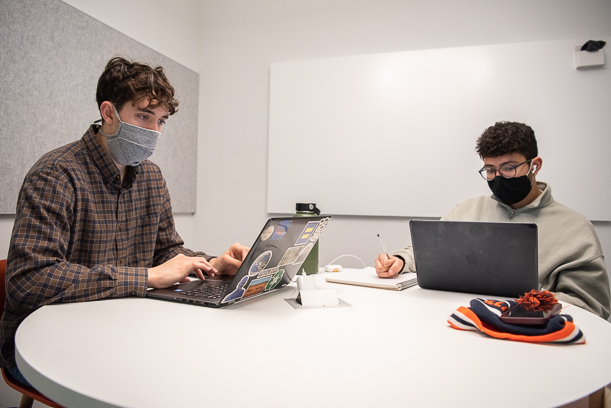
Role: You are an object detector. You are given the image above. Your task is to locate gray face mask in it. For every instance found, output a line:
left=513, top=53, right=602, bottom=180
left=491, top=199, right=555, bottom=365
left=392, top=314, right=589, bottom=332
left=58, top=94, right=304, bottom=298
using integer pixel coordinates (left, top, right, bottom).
left=98, top=105, right=160, bottom=167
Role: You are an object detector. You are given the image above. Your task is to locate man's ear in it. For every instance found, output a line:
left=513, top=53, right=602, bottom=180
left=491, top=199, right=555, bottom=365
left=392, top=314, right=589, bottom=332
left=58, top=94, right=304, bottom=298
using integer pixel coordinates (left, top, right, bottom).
left=532, top=157, right=543, bottom=175
left=99, top=101, right=116, bottom=124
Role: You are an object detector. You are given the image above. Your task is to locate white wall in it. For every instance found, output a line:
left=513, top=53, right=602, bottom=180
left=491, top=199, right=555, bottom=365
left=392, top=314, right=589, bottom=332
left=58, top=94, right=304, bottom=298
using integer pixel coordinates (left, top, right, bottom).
left=195, top=0, right=611, bottom=269
left=1, top=0, right=610, bottom=404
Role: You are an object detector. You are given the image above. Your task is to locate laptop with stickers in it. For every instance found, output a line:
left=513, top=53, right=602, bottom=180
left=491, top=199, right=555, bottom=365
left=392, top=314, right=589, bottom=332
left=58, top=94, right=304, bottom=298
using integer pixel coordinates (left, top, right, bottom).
left=410, top=220, right=538, bottom=298
left=147, top=216, right=331, bottom=307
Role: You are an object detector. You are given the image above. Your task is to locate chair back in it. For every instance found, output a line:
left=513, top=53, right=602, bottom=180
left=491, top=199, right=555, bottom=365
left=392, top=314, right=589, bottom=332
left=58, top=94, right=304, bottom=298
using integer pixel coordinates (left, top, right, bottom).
left=0, top=259, right=6, bottom=318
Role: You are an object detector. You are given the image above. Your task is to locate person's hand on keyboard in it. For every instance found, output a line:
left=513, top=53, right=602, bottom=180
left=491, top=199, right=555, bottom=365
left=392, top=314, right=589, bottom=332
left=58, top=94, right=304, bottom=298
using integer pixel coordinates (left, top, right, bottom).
left=148, top=254, right=216, bottom=288
left=210, top=242, right=250, bottom=275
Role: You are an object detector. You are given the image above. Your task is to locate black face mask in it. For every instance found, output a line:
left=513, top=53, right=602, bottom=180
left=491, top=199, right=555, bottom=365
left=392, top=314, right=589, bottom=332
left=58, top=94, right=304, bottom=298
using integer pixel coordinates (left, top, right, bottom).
left=487, top=175, right=532, bottom=205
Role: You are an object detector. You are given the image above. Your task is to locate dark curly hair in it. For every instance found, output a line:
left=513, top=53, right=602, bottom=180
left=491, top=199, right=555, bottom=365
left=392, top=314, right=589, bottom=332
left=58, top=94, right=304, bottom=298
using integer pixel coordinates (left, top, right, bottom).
left=475, top=121, right=538, bottom=159
left=96, top=56, right=178, bottom=119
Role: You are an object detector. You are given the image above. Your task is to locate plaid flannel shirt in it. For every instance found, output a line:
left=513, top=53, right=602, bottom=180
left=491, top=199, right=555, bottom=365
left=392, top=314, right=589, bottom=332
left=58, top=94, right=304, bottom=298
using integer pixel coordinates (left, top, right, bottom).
left=0, top=125, right=209, bottom=367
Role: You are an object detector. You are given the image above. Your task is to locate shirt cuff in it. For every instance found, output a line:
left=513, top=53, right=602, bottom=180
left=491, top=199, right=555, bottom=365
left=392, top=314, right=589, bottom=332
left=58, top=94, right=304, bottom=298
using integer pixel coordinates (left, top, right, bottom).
left=394, top=255, right=407, bottom=274
left=114, top=266, right=148, bottom=297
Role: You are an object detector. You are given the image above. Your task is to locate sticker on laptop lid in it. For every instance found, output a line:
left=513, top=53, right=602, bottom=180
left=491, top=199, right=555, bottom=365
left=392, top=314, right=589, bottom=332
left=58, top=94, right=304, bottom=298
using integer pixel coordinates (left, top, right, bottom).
left=309, top=217, right=330, bottom=242
left=260, top=225, right=275, bottom=241
left=249, top=250, right=272, bottom=276
left=257, top=266, right=279, bottom=279
left=272, top=219, right=292, bottom=240
left=265, top=269, right=285, bottom=291
left=295, top=221, right=320, bottom=245
left=279, top=246, right=302, bottom=266
left=244, top=276, right=270, bottom=298
left=221, top=275, right=249, bottom=304
left=295, top=242, right=313, bottom=264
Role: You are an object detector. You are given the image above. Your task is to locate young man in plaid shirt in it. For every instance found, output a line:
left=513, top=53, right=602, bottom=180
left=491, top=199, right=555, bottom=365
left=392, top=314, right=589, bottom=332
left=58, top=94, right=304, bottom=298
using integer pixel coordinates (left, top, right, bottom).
left=1, top=57, right=249, bottom=386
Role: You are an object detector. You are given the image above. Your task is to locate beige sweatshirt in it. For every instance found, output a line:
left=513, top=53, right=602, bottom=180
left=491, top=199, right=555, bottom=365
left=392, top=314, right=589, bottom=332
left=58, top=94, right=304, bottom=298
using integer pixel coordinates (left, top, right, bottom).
left=392, top=182, right=610, bottom=319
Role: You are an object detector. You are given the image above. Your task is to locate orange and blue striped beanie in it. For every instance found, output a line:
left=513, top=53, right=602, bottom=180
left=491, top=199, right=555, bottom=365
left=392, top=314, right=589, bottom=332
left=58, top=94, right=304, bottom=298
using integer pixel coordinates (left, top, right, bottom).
left=448, top=298, right=585, bottom=344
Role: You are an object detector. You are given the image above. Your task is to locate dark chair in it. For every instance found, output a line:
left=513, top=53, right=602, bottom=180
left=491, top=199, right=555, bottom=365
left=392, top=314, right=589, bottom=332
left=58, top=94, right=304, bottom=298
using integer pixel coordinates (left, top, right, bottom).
left=0, top=259, right=64, bottom=408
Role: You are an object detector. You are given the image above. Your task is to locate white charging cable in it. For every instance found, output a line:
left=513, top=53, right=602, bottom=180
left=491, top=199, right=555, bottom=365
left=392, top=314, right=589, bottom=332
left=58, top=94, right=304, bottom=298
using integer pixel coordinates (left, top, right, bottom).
left=325, top=254, right=367, bottom=269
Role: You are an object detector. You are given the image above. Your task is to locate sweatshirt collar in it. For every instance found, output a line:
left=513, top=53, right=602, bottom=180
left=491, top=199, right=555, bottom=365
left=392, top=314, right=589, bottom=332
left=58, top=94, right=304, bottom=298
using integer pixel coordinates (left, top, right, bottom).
left=492, top=181, right=554, bottom=213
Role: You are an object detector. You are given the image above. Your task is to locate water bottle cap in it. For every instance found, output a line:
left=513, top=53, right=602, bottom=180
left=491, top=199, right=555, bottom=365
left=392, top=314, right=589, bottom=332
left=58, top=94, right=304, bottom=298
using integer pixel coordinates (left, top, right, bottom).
left=296, top=203, right=320, bottom=215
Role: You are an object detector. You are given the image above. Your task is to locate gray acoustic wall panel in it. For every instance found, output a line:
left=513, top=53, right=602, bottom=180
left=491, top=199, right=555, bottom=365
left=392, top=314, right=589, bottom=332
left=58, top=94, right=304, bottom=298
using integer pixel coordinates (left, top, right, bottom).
left=0, top=0, right=199, bottom=214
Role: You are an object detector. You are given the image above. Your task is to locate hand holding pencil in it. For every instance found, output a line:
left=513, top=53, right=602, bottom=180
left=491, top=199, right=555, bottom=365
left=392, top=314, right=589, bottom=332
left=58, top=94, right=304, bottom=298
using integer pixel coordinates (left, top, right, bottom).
left=374, top=234, right=404, bottom=278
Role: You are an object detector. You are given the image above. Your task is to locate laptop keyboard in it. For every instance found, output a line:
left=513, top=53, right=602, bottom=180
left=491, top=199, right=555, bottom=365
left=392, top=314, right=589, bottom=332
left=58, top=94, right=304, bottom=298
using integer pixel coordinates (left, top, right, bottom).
left=181, top=282, right=231, bottom=300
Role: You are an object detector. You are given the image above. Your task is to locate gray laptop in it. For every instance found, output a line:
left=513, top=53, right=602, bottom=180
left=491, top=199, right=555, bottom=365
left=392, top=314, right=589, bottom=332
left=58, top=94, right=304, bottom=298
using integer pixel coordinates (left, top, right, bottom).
left=147, top=216, right=331, bottom=307
left=409, top=220, right=538, bottom=298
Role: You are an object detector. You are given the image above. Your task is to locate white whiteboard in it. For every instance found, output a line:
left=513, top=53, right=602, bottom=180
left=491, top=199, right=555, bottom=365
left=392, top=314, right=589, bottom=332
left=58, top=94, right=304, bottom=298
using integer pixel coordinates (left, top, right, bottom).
left=268, top=38, right=611, bottom=221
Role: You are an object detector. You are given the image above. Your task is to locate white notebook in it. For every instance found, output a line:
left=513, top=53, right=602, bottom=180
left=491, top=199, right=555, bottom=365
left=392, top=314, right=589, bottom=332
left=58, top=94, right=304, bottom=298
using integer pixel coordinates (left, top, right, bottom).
left=325, top=267, right=417, bottom=291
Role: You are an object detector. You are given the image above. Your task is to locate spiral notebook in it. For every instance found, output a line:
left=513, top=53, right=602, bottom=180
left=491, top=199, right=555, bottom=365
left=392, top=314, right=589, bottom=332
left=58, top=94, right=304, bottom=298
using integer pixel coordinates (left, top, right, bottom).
left=325, top=267, right=418, bottom=291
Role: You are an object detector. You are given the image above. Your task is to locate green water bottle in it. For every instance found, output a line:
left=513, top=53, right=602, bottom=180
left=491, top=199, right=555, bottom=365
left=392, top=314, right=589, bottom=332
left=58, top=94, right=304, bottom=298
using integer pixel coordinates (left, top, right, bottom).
left=294, top=203, right=320, bottom=275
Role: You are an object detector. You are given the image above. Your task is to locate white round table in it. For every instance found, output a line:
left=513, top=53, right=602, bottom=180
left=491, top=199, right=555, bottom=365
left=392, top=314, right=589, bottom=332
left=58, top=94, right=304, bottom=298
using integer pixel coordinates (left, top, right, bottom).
left=15, top=270, right=611, bottom=408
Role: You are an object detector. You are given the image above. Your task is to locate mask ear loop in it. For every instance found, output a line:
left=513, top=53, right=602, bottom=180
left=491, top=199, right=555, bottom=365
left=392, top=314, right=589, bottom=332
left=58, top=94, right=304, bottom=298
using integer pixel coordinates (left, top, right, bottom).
left=97, top=105, right=123, bottom=139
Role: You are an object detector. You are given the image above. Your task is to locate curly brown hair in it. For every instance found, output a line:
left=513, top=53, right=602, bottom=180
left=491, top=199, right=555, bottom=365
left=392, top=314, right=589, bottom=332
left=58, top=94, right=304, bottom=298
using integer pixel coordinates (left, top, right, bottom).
left=96, top=56, right=178, bottom=118
left=475, top=121, right=538, bottom=159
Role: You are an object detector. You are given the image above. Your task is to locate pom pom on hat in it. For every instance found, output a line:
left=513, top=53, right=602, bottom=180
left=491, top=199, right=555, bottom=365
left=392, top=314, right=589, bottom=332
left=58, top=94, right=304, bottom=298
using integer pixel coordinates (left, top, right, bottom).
left=516, top=289, right=558, bottom=312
